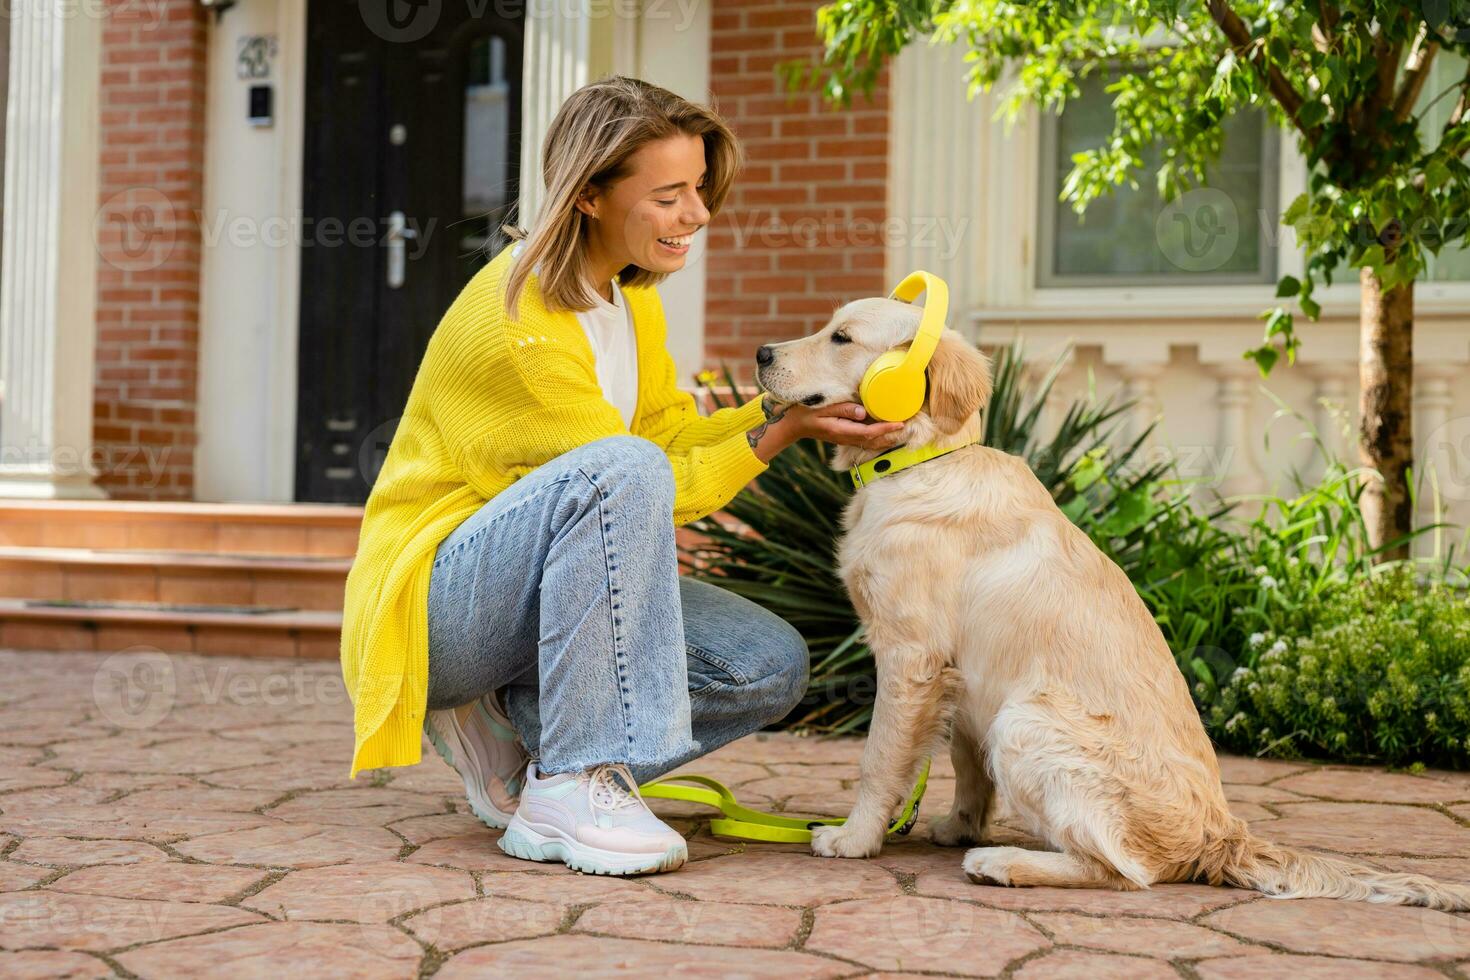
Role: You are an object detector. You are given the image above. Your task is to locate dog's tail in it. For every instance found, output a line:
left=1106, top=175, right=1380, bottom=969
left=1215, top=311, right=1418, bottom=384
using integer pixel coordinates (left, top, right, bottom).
left=1211, top=832, right=1470, bottom=911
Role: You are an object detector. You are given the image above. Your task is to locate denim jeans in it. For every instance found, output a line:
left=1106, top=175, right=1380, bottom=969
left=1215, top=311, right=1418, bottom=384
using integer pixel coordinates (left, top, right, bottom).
left=426, top=434, right=809, bottom=784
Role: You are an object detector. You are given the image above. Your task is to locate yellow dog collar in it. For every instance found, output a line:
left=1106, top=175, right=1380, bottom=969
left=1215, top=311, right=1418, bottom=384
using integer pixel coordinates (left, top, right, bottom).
left=850, top=438, right=978, bottom=489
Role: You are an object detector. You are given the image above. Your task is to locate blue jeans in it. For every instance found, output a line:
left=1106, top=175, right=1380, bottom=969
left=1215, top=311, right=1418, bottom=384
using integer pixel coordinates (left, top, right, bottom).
left=426, top=435, right=809, bottom=784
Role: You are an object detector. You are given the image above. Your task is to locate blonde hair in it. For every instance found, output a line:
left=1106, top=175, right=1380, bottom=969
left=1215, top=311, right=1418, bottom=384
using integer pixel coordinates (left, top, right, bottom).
left=502, top=75, right=741, bottom=319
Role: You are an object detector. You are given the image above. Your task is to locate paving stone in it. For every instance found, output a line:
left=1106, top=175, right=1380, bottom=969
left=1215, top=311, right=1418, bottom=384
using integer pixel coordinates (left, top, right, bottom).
left=1203, top=897, right=1470, bottom=961
left=1274, top=768, right=1470, bottom=805
left=49, top=862, right=267, bottom=903
left=806, top=895, right=1048, bottom=975
left=0, top=862, right=52, bottom=890
left=733, top=776, right=852, bottom=802
left=574, top=893, right=803, bottom=947
left=1013, top=949, right=1178, bottom=979
left=1030, top=912, right=1251, bottom=958
left=115, top=920, right=423, bottom=978
left=9, top=837, right=171, bottom=866
left=920, top=874, right=1258, bottom=918
left=240, top=860, right=474, bottom=922
left=436, top=934, right=848, bottom=978
left=0, top=785, right=115, bottom=808
left=0, top=889, right=263, bottom=951
left=402, top=894, right=564, bottom=948
left=1222, top=783, right=1313, bottom=805
left=406, top=832, right=578, bottom=873
left=203, top=760, right=359, bottom=792
left=1195, top=952, right=1445, bottom=978
left=112, top=786, right=284, bottom=811
left=387, top=811, right=488, bottom=844
left=373, top=759, right=463, bottom=794
left=478, top=870, right=651, bottom=904
left=0, top=768, right=71, bottom=792
left=1215, top=757, right=1314, bottom=784
left=663, top=759, right=772, bottom=785
left=0, top=806, right=272, bottom=842
left=262, top=787, right=446, bottom=826
left=648, top=850, right=901, bottom=905
left=1258, top=803, right=1470, bottom=855
left=41, top=736, right=278, bottom=775
left=1370, top=856, right=1470, bottom=884
left=0, top=950, right=113, bottom=979
left=172, top=822, right=404, bottom=868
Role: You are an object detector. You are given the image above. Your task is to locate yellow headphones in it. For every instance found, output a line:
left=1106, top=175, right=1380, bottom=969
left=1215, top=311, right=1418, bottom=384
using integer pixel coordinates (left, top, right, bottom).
left=857, top=270, right=949, bottom=422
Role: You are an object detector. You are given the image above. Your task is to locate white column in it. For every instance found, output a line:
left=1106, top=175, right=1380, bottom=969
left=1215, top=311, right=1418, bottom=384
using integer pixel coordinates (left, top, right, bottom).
left=1118, top=362, right=1165, bottom=451
left=0, top=0, right=104, bottom=498
left=517, top=4, right=593, bottom=228
left=1415, top=367, right=1461, bottom=550
left=1210, top=362, right=1262, bottom=498
left=1302, top=364, right=1351, bottom=482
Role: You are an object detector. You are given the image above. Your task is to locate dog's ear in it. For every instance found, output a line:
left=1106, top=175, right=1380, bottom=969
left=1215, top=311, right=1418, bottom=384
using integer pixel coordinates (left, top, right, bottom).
left=924, top=331, right=992, bottom=433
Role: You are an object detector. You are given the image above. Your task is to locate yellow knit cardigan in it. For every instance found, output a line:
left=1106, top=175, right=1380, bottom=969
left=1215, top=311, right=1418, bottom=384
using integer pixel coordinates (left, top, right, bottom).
left=340, top=243, right=770, bottom=777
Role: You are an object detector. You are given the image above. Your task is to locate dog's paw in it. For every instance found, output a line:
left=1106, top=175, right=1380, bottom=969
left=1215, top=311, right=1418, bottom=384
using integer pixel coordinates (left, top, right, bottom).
left=929, top=812, right=983, bottom=848
left=962, top=846, right=1016, bottom=886
left=811, top=824, right=883, bottom=859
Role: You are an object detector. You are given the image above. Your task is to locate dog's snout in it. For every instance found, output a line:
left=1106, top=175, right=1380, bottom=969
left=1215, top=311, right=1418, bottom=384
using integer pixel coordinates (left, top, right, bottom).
left=756, top=345, right=774, bottom=367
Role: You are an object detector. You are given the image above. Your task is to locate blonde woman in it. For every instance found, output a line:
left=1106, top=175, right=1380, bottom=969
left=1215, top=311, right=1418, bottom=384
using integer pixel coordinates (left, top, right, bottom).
left=340, top=76, right=904, bottom=876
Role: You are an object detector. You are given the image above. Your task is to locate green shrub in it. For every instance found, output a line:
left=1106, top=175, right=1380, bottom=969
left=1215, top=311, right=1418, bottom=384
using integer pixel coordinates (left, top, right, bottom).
left=1207, top=571, right=1470, bottom=767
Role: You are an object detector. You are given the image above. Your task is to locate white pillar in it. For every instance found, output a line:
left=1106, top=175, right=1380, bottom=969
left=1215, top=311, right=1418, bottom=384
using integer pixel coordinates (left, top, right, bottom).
left=1210, top=362, right=1262, bottom=498
left=0, top=0, right=104, bottom=498
left=1415, top=366, right=1461, bottom=551
left=517, top=5, right=593, bottom=228
left=1118, top=361, right=1165, bottom=450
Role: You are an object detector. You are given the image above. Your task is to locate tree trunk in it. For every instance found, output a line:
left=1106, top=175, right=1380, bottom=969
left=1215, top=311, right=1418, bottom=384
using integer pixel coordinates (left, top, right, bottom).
left=1358, top=268, right=1414, bottom=562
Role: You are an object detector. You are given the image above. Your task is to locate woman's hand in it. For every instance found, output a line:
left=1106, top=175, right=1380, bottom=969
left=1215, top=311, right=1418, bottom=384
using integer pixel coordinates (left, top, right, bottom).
left=785, top=401, right=906, bottom=449
left=748, top=397, right=906, bottom=463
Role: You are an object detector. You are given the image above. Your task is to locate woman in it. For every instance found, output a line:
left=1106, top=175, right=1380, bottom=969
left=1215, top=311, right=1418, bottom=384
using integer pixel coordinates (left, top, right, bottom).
left=340, top=75, right=905, bottom=876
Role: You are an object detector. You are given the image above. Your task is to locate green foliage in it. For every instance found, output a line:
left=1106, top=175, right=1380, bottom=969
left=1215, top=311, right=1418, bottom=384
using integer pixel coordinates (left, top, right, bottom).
left=794, top=1, right=1470, bottom=370
left=681, top=344, right=1160, bottom=732
left=1207, top=570, right=1470, bottom=767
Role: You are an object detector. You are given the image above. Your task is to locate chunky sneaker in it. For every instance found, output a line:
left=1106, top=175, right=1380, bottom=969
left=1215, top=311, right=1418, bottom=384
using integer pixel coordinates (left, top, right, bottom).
left=424, top=692, right=528, bottom=830
left=498, top=761, right=688, bottom=875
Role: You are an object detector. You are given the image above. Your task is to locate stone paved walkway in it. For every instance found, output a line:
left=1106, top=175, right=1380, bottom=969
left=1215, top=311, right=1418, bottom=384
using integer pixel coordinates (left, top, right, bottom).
left=2, top=649, right=1470, bottom=978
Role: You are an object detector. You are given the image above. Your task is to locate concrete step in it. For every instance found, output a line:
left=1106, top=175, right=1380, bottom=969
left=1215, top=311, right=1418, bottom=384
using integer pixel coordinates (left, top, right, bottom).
left=0, top=597, right=341, bottom=659
left=0, top=546, right=350, bottom=612
left=0, top=501, right=363, bottom=558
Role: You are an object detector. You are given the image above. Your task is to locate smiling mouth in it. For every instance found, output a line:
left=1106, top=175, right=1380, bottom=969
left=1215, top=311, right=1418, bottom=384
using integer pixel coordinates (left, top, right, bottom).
left=657, top=233, right=694, bottom=248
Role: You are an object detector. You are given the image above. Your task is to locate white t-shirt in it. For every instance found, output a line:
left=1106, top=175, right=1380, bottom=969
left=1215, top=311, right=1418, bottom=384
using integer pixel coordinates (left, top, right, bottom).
left=511, top=242, right=639, bottom=427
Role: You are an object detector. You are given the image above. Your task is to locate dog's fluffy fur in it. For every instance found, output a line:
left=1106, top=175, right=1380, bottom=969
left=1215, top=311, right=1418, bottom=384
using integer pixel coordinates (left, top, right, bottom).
left=756, top=296, right=1470, bottom=910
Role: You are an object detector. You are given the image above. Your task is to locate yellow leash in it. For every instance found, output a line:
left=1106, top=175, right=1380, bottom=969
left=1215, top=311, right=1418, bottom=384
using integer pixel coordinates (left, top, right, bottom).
left=639, top=758, right=931, bottom=844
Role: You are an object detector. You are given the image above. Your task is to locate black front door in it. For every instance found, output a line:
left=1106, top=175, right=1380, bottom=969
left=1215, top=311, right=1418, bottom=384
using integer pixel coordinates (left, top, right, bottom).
left=296, top=0, right=523, bottom=502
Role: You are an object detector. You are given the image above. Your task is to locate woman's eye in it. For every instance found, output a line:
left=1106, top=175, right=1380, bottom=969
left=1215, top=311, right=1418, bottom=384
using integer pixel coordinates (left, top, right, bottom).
left=831, top=333, right=851, bottom=344
left=656, top=199, right=676, bottom=207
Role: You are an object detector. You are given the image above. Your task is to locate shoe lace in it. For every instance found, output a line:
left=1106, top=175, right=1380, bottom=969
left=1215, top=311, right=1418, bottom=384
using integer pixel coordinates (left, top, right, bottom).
left=588, top=763, right=643, bottom=812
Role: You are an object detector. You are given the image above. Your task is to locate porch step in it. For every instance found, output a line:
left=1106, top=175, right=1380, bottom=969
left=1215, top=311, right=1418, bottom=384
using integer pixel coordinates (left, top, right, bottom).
left=0, top=598, right=340, bottom=659
left=0, top=546, right=350, bottom=612
left=0, top=500, right=363, bottom=558
left=0, top=501, right=359, bottom=659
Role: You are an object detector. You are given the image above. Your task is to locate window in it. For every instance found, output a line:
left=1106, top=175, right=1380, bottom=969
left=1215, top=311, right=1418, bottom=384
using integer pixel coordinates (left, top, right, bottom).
left=1418, top=51, right=1470, bottom=282
left=459, top=34, right=514, bottom=282
left=1037, top=73, right=1280, bottom=287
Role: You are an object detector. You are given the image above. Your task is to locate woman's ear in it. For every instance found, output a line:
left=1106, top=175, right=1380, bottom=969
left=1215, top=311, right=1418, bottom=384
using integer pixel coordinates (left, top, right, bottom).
left=574, top=185, right=600, bottom=220
left=924, top=331, right=993, bottom=433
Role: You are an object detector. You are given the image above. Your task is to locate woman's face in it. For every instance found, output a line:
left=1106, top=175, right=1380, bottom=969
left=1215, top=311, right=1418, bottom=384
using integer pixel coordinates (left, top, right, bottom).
left=578, top=133, right=712, bottom=277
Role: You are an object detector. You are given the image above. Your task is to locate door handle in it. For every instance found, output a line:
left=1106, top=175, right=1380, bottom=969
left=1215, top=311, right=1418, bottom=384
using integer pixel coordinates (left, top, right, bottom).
left=386, top=210, right=418, bottom=289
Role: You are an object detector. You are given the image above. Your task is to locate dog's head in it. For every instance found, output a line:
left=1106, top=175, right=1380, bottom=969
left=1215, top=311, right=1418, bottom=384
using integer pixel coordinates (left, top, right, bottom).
left=755, top=297, right=993, bottom=443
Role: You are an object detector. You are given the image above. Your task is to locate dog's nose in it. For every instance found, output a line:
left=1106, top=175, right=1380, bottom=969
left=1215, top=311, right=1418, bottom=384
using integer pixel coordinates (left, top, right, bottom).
left=756, top=345, right=773, bottom=367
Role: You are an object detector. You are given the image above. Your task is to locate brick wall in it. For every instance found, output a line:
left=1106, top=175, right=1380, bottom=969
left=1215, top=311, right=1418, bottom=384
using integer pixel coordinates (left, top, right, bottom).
left=704, top=0, right=889, bottom=382
left=92, top=0, right=208, bottom=499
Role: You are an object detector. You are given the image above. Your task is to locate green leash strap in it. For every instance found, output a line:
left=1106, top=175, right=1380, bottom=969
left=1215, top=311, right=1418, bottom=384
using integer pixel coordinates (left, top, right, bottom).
left=639, top=758, right=930, bottom=844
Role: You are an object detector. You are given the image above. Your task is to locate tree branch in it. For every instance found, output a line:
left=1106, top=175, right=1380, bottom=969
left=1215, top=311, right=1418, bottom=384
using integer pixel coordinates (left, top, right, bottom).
left=1206, top=0, right=1319, bottom=141
left=1393, top=27, right=1439, bottom=122
left=1448, top=62, right=1470, bottom=134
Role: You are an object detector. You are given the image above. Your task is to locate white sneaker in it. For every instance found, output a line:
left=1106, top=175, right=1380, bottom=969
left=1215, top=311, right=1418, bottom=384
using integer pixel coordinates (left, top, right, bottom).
left=424, top=692, right=529, bottom=830
left=498, top=761, right=688, bottom=875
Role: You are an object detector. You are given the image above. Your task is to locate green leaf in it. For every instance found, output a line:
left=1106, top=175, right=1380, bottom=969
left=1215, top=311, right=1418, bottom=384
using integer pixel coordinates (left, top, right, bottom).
left=1299, top=295, right=1321, bottom=320
left=1275, top=275, right=1301, bottom=298
left=1245, top=345, right=1279, bottom=376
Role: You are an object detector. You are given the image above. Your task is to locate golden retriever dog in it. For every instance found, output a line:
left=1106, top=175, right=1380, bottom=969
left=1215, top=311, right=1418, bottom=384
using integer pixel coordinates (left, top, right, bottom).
left=755, top=296, right=1470, bottom=910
